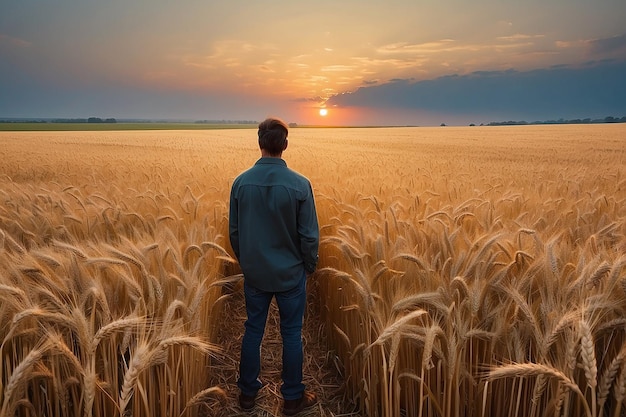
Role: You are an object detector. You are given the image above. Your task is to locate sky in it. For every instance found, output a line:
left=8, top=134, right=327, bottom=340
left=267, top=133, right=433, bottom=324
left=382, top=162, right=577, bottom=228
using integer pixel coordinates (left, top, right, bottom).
left=1, top=0, right=626, bottom=126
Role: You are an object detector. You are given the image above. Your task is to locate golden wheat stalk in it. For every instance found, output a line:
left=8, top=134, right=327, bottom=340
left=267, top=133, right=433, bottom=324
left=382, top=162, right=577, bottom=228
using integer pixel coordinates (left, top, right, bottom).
left=488, top=362, right=591, bottom=417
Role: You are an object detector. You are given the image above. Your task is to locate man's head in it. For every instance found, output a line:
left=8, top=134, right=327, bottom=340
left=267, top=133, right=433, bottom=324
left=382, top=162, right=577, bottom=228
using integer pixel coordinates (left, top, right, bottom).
left=258, top=117, right=289, bottom=156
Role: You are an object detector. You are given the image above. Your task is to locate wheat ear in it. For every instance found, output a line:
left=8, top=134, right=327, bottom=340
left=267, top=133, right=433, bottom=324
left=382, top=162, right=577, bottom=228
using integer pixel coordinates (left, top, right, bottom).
left=488, top=362, right=591, bottom=417
left=1, top=343, right=51, bottom=417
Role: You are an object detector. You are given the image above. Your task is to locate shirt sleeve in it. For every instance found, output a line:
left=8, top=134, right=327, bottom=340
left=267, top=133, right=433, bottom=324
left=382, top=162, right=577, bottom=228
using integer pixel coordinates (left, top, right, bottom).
left=228, top=184, right=240, bottom=260
left=298, top=182, right=320, bottom=273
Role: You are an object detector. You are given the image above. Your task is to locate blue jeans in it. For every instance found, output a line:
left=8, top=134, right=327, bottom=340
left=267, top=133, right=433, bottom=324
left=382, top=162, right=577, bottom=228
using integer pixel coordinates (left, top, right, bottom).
left=238, top=272, right=306, bottom=400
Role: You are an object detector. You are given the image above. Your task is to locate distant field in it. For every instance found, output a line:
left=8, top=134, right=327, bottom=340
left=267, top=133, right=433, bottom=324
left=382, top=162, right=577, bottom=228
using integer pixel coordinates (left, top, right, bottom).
left=0, top=122, right=256, bottom=131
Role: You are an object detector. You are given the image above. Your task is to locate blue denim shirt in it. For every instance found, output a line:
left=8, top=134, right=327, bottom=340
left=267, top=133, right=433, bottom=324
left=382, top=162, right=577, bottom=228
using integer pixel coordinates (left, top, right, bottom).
left=229, top=157, right=319, bottom=292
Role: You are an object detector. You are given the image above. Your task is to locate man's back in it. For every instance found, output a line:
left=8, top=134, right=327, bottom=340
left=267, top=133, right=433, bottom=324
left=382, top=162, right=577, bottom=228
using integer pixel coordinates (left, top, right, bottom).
left=229, top=157, right=319, bottom=292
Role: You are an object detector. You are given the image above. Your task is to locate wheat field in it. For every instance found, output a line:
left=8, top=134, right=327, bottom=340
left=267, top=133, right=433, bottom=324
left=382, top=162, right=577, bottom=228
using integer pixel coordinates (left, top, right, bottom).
left=0, top=124, right=624, bottom=417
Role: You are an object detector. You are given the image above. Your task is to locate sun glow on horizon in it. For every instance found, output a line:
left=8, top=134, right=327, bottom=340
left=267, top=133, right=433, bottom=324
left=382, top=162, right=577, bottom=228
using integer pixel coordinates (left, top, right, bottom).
left=319, top=108, right=328, bottom=116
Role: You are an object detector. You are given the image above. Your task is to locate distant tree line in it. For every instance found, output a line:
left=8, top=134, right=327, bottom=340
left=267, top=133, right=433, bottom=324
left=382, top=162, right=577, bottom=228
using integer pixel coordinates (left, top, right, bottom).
left=0, top=117, right=117, bottom=123
left=87, top=117, right=117, bottom=123
left=485, top=115, right=626, bottom=126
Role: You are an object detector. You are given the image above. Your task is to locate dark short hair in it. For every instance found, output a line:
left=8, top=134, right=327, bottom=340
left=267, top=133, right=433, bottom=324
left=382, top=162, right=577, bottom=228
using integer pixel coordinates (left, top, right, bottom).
left=258, top=117, right=288, bottom=155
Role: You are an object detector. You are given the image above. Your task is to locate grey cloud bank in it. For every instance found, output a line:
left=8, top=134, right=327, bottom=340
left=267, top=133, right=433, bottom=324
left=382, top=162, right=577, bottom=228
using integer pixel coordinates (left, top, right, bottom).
left=325, top=60, right=626, bottom=124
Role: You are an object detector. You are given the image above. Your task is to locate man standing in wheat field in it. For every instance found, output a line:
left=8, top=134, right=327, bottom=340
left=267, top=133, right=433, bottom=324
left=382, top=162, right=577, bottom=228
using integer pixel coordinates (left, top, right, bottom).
left=229, top=117, right=320, bottom=415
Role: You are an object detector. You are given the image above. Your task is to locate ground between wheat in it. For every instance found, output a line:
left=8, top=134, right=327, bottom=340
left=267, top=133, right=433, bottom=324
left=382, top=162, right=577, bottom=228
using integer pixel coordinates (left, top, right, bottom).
left=203, top=279, right=362, bottom=417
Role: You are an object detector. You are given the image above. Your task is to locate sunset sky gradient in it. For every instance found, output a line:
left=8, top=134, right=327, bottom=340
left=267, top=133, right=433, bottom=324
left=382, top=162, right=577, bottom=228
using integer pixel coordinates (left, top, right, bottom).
left=1, top=1, right=625, bottom=125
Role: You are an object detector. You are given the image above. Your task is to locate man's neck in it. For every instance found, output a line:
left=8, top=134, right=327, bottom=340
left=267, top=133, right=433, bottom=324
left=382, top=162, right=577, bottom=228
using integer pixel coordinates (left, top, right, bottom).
left=261, top=150, right=283, bottom=158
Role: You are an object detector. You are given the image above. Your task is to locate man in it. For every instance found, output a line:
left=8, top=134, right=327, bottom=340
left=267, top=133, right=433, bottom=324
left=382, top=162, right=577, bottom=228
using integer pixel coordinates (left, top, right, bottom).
left=229, top=117, right=320, bottom=415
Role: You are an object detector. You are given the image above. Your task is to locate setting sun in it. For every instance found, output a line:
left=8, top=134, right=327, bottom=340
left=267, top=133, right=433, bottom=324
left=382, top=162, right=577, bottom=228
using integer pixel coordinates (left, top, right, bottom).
left=319, top=108, right=328, bottom=117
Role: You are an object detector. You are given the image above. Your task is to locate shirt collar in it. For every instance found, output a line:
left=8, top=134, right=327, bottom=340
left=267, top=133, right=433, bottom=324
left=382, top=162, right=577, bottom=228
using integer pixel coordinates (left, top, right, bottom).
left=256, top=157, right=287, bottom=166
